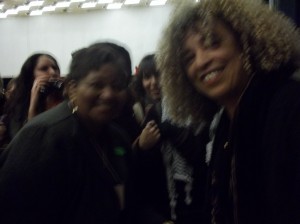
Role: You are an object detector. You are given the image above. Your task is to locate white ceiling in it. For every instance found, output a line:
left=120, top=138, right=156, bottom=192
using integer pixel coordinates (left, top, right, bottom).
left=0, top=0, right=187, bottom=17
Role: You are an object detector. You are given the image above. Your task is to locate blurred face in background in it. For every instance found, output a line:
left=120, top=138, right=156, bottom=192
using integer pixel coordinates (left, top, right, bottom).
left=34, top=55, right=60, bottom=80
left=142, top=71, right=161, bottom=102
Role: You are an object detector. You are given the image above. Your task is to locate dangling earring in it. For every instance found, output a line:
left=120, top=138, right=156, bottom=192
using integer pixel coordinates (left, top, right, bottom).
left=69, top=99, right=78, bottom=114
left=72, top=105, right=78, bottom=114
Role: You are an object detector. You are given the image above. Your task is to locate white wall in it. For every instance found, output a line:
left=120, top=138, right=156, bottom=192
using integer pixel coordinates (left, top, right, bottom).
left=0, top=5, right=173, bottom=78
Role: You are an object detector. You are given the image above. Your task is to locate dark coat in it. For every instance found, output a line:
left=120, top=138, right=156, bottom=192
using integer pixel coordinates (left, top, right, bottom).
left=210, top=69, right=300, bottom=224
left=133, top=120, right=209, bottom=224
left=0, top=101, right=132, bottom=224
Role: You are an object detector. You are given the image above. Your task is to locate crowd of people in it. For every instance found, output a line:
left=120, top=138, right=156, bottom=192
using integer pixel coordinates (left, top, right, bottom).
left=0, top=0, right=299, bottom=223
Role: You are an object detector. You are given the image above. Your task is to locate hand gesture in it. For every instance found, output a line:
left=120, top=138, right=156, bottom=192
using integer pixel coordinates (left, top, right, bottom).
left=28, top=75, right=50, bottom=119
left=138, top=120, right=161, bottom=150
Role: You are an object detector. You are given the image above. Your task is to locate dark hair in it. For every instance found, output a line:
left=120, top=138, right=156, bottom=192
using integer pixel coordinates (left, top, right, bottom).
left=67, top=42, right=132, bottom=86
left=5, top=53, right=60, bottom=121
left=5, top=78, right=16, bottom=92
left=133, top=54, right=158, bottom=101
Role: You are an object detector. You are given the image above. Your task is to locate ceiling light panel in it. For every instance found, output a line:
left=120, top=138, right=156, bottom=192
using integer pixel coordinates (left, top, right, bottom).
left=106, top=3, right=123, bottom=10
left=5, top=9, right=18, bottom=15
left=28, top=1, right=44, bottom=7
left=71, top=0, right=86, bottom=2
left=81, top=2, right=97, bottom=8
left=30, top=9, right=43, bottom=16
left=0, top=0, right=174, bottom=19
left=149, top=0, right=167, bottom=6
left=97, top=0, right=113, bottom=3
left=17, top=5, right=31, bottom=11
left=124, top=0, right=140, bottom=5
left=55, top=1, right=71, bottom=8
left=42, top=5, right=56, bottom=12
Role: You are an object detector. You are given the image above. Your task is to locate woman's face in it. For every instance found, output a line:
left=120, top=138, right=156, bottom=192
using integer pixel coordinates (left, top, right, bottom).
left=73, top=63, right=127, bottom=126
left=182, top=20, right=250, bottom=106
left=34, top=55, right=60, bottom=79
left=142, top=72, right=161, bottom=102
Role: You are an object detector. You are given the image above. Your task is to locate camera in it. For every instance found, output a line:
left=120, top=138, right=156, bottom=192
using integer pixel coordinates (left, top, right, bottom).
left=40, top=79, right=64, bottom=95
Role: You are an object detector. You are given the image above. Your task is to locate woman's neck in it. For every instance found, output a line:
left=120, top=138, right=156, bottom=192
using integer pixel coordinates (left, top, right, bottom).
left=224, top=100, right=238, bottom=120
left=224, top=74, right=255, bottom=120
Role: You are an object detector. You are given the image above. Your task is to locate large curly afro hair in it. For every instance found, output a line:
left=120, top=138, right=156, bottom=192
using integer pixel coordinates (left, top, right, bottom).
left=157, top=0, right=300, bottom=126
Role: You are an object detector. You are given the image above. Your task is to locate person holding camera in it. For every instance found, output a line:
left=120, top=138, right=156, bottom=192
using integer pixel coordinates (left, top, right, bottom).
left=1, top=53, right=64, bottom=146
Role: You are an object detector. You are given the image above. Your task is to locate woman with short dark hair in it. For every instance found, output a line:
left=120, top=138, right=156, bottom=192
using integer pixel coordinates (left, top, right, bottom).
left=0, top=42, right=134, bottom=224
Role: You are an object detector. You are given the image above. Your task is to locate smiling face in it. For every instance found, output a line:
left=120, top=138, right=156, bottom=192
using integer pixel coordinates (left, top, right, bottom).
left=72, top=63, right=127, bottom=128
left=142, top=71, right=161, bottom=102
left=182, top=20, right=250, bottom=107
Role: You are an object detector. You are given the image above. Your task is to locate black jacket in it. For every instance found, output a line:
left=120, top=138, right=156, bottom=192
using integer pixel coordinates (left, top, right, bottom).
left=133, top=120, right=209, bottom=224
left=209, top=69, right=300, bottom=224
left=0, top=101, right=132, bottom=224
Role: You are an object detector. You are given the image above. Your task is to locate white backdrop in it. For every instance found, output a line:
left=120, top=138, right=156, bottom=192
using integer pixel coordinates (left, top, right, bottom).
left=0, top=5, right=173, bottom=78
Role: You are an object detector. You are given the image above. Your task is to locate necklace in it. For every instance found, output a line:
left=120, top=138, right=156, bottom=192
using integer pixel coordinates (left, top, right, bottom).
left=89, top=137, right=125, bottom=210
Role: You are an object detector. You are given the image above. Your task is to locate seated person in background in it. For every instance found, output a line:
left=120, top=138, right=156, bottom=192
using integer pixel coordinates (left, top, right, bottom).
left=0, top=42, right=134, bottom=224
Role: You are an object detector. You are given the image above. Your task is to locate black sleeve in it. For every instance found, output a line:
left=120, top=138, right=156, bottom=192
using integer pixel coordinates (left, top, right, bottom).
left=0, top=125, right=69, bottom=224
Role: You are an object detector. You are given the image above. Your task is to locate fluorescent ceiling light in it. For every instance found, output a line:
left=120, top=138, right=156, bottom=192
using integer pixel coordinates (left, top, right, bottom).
left=55, top=1, right=71, bottom=8
left=42, top=5, right=56, bottom=12
left=17, top=5, right=31, bottom=11
left=98, top=0, right=113, bottom=4
left=29, top=1, right=44, bottom=7
left=71, top=0, right=86, bottom=2
left=30, top=10, right=43, bottom=16
left=149, top=0, right=167, bottom=6
left=106, top=3, right=122, bottom=9
left=124, top=0, right=140, bottom=5
left=0, top=13, right=7, bottom=18
left=81, top=2, right=97, bottom=8
left=5, top=9, right=18, bottom=15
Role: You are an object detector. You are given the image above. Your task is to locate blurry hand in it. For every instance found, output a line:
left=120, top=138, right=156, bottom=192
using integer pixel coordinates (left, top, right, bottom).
left=28, top=75, right=51, bottom=119
left=138, top=120, right=161, bottom=150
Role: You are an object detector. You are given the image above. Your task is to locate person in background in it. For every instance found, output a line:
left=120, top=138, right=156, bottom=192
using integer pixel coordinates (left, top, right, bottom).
left=157, top=0, right=300, bottom=223
left=131, top=54, right=169, bottom=224
left=0, top=42, right=134, bottom=224
left=0, top=78, right=16, bottom=150
left=4, top=78, right=16, bottom=102
left=132, top=54, right=209, bottom=224
left=3, top=53, right=64, bottom=141
left=132, top=54, right=162, bottom=127
left=0, top=76, right=5, bottom=116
